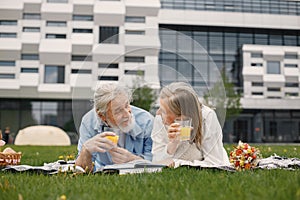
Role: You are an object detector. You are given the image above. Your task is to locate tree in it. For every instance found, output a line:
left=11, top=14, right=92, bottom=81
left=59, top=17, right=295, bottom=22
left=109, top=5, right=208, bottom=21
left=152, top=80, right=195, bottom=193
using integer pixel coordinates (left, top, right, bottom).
left=131, top=71, right=157, bottom=112
left=203, top=69, right=242, bottom=120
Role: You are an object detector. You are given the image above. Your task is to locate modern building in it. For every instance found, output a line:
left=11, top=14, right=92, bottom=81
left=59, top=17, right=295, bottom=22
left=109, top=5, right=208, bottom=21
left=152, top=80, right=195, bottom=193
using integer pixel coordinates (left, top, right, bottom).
left=0, top=0, right=299, bottom=143
left=158, top=0, right=300, bottom=143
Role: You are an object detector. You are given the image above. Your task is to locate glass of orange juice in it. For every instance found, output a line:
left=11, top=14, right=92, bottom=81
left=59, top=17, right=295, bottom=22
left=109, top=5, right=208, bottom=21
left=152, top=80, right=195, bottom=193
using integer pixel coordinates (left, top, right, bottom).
left=174, top=117, right=192, bottom=141
left=103, top=127, right=120, bottom=145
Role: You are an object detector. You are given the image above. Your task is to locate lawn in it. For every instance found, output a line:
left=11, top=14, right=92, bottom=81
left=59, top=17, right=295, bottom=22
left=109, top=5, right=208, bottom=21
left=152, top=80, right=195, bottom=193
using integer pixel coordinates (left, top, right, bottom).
left=0, top=144, right=300, bottom=200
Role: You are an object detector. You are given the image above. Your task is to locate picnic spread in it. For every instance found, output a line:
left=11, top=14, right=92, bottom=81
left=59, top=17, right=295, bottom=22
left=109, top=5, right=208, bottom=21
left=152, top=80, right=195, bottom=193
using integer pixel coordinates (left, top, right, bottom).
left=1, top=141, right=299, bottom=175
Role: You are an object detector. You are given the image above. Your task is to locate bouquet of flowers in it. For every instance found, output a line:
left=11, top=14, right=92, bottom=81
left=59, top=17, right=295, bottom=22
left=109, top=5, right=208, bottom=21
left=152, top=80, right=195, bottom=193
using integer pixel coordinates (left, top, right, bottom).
left=229, top=141, right=262, bottom=171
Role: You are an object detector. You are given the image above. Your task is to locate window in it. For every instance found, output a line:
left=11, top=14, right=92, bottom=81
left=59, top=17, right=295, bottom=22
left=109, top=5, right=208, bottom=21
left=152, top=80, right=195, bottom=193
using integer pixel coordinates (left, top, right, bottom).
left=251, top=52, right=263, bottom=58
left=46, top=34, right=66, bottom=39
left=252, top=92, right=263, bottom=95
left=159, top=0, right=300, bottom=16
left=23, top=27, right=40, bottom=32
left=44, top=65, right=65, bottom=83
left=284, top=64, right=298, bottom=68
left=46, top=21, right=67, bottom=27
left=285, top=92, right=298, bottom=97
left=124, top=56, right=145, bottom=63
left=125, top=16, right=145, bottom=23
left=285, top=82, right=299, bottom=87
left=0, top=20, right=17, bottom=26
left=99, top=63, right=119, bottom=68
left=205, top=3, right=216, bottom=10
left=73, top=29, right=93, bottom=33
left=209, top=33, right=223, bottom=54
left=0, top=33, right=16, bottom=38
left=284, top=52, right=298, bottom=59
left=252, top=82, right=263, bottom=86
left=251, top=63, right=263, bottom=67
left=21, top=68, right=39, bottom=73
left=72, top=15, right=93, bottom=21
left=125, top=30, right=145, bottom=35
left=99, top=27, right=119, bottom=44
left=124, top=70, right=145, bottom=75
left=98, top=76, right=118, bottom=81
left=0, top=74, right=15, bottom=79
left=269, top=121, right=277, bottom=136
left=267, top=96, right=281, bottom=99
left=23, top=13, right=41, bottom=20
left=71, top=55, right=92, bottom=61
left=71, top=69, right=91, bottom=74
left=267, top=61, right=280, bottom=74
left=269, top=33, right=282, bottom=45
left=267, top=88, right=281, bottom=92
left=0, top=61, right=15, bottom=66
left=21, top=54, right=39, bottom=60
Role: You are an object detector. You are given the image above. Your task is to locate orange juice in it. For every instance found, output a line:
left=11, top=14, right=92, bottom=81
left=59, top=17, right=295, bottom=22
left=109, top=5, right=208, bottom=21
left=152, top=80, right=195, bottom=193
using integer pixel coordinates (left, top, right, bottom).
left=180, top=127, right=191, bottom=141
left=105, top=135, right=119, bottom=144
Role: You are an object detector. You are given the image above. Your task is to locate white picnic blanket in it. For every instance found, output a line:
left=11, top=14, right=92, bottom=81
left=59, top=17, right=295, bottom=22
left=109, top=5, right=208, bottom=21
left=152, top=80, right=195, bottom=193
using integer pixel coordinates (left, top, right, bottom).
left=172, top=154, right=300, bottom=171
left=2, top=154, right=300, bottom=174
left=256, top=154, right=300, bottom=170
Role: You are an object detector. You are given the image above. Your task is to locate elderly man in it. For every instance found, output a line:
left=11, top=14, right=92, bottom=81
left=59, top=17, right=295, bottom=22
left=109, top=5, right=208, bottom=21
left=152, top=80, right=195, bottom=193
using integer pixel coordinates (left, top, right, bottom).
left=75, top=83, right=154, bottom=172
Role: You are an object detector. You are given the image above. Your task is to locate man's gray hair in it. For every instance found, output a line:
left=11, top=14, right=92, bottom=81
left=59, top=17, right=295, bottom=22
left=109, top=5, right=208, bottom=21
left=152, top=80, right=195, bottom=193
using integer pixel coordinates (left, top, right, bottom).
left=94, top=83, right=132, bottom=115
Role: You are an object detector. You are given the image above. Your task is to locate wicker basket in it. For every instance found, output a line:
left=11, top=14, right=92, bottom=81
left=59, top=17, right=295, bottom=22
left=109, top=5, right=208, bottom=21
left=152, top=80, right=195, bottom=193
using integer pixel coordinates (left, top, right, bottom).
left=0, top=152, right=22, bottom=166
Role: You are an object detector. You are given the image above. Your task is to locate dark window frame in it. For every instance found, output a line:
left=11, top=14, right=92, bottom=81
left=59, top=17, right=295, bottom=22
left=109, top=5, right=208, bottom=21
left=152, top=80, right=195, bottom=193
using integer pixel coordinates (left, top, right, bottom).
left=44, top=65, right=65, bottom=84
left=99, top=26, right=119, bottom=44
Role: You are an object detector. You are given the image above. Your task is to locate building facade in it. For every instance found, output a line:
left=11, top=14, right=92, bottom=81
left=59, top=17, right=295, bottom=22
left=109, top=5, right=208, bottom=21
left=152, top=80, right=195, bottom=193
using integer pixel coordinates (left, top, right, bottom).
left=0, top=0, right=161, bottom=141
left=0, top=0, right=299, bottom=143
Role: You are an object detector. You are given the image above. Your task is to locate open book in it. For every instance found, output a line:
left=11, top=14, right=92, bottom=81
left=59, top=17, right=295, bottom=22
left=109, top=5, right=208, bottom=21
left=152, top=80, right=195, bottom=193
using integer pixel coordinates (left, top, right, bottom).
left=94, top=159, right=167, bottom=175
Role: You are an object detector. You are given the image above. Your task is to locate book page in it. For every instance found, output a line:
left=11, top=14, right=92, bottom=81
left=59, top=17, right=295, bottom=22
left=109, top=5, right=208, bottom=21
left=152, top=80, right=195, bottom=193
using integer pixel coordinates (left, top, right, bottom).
left=102, top=159, right=153, bottom=170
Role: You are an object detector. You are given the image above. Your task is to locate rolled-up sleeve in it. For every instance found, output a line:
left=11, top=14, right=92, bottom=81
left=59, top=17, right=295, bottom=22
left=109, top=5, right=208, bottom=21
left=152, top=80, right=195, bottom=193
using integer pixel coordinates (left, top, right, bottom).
left=151, top=115, right=173, bottom=162
left=200, top=109, right=230, bottom=166
left=141, top=117, right=154, bottom=161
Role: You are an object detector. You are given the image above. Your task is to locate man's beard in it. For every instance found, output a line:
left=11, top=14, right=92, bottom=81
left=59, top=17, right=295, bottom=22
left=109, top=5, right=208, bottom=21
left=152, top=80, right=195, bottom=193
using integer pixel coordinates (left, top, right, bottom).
left=107, top=114, right=136, bottom=133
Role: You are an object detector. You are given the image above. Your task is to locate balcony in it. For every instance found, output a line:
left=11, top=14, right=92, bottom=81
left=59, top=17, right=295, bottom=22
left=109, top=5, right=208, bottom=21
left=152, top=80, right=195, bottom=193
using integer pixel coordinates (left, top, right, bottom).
left=125, top=0, right=160, bottom=16
left=284, top=67, right=299, bottom=77
left=71, top=34, right=93, bottom=54
left=0, top=39, right=21, bottom=58
left=41, top=3, right=72, bottom=20
left=39, top=39, right=71, bottom=64
left=0, top=0, right=22, bottom=19
left=124, top=35, right=160, bottom=56
left=94, top=1, right=125, bottom=26
left=73, top=0, right=94, bottom=14
left=242, top=66, right=264, bottom=76
left=23, top=0, right=42, bottom=13
left=93, top=44, right=124, bottom=63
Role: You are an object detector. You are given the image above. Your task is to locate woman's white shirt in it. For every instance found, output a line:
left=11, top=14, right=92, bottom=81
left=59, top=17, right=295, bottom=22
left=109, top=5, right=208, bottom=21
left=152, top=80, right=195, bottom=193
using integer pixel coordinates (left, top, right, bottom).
left=151, top=105, right=230, bottom=166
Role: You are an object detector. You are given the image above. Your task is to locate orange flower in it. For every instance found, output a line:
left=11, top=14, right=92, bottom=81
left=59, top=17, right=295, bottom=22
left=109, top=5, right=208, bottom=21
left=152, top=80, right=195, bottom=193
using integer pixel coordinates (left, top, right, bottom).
left=236, top=149, right=243, bottom=156
left=244, top=163, right=251, bottom=169
left=229, top=141, right=262, bottom=171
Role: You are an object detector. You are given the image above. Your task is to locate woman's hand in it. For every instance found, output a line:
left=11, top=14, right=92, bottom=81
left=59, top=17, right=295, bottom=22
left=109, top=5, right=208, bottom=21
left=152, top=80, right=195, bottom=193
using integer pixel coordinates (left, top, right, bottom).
left=167, top=123, right=181, bottom=155
left=167, top=122, right=180, bottom=142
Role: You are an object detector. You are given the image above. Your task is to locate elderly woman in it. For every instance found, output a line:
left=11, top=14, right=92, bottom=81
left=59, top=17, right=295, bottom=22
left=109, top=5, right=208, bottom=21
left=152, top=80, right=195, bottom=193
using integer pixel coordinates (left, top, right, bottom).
left=76, top=83, right=154, bottom=172
left=151, top=82, right=230, bottom=166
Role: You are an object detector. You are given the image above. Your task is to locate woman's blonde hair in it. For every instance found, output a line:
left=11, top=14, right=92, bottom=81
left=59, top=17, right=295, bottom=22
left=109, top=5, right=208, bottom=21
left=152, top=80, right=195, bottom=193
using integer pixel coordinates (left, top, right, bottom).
left=160, top=82, right=203, bottom=148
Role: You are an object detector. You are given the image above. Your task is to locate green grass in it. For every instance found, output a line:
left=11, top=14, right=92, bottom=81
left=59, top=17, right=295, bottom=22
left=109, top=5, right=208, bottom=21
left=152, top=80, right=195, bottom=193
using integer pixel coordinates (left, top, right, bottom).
left=1, top=144, right=300, bottom=200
